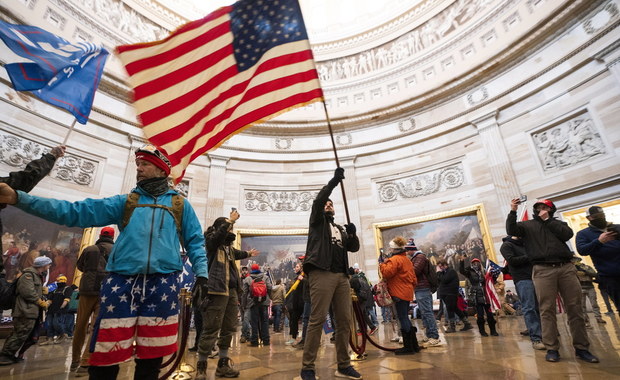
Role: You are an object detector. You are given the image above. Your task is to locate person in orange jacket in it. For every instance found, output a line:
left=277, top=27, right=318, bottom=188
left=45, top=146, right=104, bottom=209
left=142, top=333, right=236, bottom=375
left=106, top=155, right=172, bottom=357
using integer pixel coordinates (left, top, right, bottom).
left=379, top=236, right=419, bottom=355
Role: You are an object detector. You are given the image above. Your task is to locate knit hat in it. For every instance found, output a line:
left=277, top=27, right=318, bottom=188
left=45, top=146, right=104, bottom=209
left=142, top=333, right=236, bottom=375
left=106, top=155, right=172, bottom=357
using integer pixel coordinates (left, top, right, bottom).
left=404, top=238, right=418, bottom=251
left=33, top=256, right=52, bottom=268
left=135, top=144, right=172, bottom=176
left=100, top=226, right=115, bottom=238
left=353, top=263, right=360, bottom=270
left=251, top=264, right=260, bottom=271
left=586, top=206, right=604, bottom=217
left=389, top=236, right=406, bottom=249
left=56, top=275, right=67, bottom=283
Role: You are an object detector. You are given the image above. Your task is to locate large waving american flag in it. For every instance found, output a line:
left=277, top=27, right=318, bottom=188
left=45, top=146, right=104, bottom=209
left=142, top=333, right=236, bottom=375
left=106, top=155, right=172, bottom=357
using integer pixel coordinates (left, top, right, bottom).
left=117, top=0, right=323, bottom=182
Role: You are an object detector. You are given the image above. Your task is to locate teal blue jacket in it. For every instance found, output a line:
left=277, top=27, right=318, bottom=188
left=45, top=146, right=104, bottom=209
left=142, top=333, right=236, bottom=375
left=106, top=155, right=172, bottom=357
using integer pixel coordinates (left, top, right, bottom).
left=15, top=188, right=208, bottom=278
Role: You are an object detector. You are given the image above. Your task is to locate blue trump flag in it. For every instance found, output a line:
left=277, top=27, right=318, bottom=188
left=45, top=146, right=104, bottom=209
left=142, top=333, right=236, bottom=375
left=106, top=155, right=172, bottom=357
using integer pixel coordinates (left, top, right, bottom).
left=0, top=21, right=109, bottom=124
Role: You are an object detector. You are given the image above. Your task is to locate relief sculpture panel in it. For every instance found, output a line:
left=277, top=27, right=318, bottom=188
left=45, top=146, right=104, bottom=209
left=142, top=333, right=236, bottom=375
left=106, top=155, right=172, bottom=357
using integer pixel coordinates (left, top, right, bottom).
left=377, top=164, right=465, bottom=202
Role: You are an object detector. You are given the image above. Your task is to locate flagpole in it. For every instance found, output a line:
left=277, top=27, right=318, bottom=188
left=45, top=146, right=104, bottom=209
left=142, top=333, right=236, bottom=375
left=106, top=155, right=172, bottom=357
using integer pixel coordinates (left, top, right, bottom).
left=320, top=100, right=351, bottom=224
left=62, top=119, right=77, bottom=145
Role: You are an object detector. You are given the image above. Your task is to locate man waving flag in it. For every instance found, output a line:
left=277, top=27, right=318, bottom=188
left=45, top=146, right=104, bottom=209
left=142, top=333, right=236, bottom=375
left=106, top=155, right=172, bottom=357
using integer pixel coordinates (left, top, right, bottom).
left=117, top=0, right=323, bottom=183
left=0, top=20, right=109, bottom=124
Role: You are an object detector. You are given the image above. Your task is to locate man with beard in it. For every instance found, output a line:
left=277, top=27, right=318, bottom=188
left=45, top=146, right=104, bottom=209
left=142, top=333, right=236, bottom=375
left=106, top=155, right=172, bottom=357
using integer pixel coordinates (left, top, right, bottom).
left=196, top=210, right=259, bottom=379
left=0, top=144, right=209, bottom=379
left=576, top=206, right=620, bottom=316
left=299, top=168, right=361, bottom=380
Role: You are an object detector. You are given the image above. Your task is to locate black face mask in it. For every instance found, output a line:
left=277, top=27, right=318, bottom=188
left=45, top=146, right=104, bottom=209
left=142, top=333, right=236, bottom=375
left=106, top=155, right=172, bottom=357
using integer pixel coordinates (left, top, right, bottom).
left=590, top=218, right=607, bottom=229
left=224, top=232, right=236, bottom=245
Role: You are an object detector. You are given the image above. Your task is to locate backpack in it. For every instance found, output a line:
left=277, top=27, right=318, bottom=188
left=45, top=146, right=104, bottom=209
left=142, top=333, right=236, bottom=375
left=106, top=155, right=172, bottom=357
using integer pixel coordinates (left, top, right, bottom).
left=122, top=192, right=185, bottom=248
left=425, top=258, right=439, bottom=294
left=356, top=276, right=372, bottom=302
left=67, top=289, right=79, bottom=312
left=0, top=276, right=18, bottom=310
left=373, top=280, right=393, bottom=307
left=250, top=278, right=268, bottom=303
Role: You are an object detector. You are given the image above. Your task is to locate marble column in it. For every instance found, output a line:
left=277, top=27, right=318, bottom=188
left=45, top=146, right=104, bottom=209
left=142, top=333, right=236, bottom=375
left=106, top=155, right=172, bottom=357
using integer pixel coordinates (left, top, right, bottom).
left=339, top=157, right=364, bottom=269
left=471, top=111, right=520, bottom=215
left=120, top=137, right=145, bottom=194
left=204, top=154, right=230, bottom=225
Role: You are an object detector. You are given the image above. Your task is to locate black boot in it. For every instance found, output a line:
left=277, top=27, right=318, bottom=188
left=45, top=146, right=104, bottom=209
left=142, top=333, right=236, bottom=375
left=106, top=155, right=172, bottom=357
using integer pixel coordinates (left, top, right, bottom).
left=410, top=327, right=421, bottom=352
left=489, top=319, right=499, bottom=336
left=395, top=329, right=415, bottom=355
left=460, top=318, right=473, bottom=331
left=88, top=365, right=120, bottom=380
left=477, top=320, right=488, bottom=336
left=134, top=357, right=163, bottom=380
left=216, top=357, right=240, bottom=378
left=195, top=360, right=207, bottom=380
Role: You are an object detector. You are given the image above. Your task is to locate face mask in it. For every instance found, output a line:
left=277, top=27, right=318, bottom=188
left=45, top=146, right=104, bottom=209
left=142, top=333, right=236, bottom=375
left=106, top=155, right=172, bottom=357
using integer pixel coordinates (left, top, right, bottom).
left=224, top=232, right=236, bottom=245
left=590, top=218, right=607, bottom=229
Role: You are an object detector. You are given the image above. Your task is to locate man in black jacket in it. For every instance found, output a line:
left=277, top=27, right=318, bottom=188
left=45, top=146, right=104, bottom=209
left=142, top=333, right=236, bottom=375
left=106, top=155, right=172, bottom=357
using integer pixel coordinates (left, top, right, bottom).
left=500, top=236, right=544, bottom=350
left=506, top=198, right=598, bottom=363
left=300, top=168, right=361, bottom=380
left=0, top=144, right=65, bottom=272
left=71, top=226, right=115, bottom=373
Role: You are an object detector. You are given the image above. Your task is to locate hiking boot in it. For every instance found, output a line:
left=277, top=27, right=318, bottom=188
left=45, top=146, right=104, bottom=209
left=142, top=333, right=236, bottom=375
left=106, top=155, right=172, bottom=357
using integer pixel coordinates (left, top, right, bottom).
left=445, top=322, right=456, bottom=333
left=575, top=349, right=599, bottom=363
left=216, top=357, right=240, bottom=378
left=460, top=320, right=473, bottom=331
left=596, top=317, right=606, bottom=324
left=335, top=365, right=362, bottom=379
left=54, top=334, right=67, bottom=344
left=0, top=355, right=15, bottom=366
left=545, top=350, right=560, bottom=362
left=300, top=369, right=316, bottom=380
left=195, top=360, right=207, bottom=380
left=532, top=341, right=545, bottom=350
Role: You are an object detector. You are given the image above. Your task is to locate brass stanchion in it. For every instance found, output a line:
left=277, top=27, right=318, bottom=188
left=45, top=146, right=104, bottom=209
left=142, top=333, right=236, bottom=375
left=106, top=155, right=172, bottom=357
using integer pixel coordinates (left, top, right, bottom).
left=165, top=288, right=194, bottom=380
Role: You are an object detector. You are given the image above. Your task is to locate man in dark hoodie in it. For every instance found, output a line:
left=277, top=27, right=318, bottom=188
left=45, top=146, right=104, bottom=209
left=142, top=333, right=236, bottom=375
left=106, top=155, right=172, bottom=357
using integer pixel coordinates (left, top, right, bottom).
left=576, top=205, right=620, bottom=315
left=71, top=226, right=115, bottom=373
left=506, top=198, right=598, bottom=363
left=196, top=210, right=259, bottom=379
left=299, top=168, right=361, bottom=380
left=500, top=236, right=544, bottom=350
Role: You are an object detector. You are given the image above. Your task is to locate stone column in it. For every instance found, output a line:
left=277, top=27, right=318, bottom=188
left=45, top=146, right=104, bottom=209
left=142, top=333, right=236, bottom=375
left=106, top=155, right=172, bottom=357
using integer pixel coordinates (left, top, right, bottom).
left=204, top=154, right=230, bottom=225
left=471, top=111, right=520, bottom=215
left=339, top=157, right=363, bottom=269
left=120, top=137, right=145, bottom=194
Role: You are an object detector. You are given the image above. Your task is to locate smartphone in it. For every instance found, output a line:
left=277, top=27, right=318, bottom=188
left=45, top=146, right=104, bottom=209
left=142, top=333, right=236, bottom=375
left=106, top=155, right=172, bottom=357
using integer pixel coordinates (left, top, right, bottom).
left=231, top=207, right=237, bottom=212
left=518, top=195, right=527, bottom=203
left=379, top=248, right=384, bottom=255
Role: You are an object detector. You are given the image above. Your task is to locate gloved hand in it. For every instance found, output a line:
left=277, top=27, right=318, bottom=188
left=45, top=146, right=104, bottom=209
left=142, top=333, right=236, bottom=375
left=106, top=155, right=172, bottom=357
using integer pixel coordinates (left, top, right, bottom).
left=37, top=299, right=51, bottom=310
left=378, top=254, right=385, bottom=264
left=328, top=167, right=345, bottom=187
left=344, top=223, right=356, bottom=235
left=192, top=277, right=209, bottom=307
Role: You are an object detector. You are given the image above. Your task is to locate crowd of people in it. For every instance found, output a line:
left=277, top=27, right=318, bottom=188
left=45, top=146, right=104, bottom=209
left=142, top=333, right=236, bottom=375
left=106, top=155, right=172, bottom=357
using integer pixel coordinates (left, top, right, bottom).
left=0, top=147, right=618, bottom=380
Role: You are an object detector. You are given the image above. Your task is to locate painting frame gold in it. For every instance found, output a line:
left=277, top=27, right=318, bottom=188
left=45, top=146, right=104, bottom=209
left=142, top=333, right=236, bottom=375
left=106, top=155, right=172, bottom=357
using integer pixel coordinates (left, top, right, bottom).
left=372, top=203, right=496, bottom=265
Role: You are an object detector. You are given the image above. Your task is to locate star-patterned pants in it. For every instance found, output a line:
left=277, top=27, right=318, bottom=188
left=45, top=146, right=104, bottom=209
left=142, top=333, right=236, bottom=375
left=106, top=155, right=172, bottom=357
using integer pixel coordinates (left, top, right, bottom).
left=88, top=272, right=180, bottom=366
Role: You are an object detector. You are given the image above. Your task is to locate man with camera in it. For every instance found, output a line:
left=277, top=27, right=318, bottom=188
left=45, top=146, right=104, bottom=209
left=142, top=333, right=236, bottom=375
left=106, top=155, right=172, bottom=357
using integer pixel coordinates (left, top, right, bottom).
left=575, top=205, right=620, bottom=316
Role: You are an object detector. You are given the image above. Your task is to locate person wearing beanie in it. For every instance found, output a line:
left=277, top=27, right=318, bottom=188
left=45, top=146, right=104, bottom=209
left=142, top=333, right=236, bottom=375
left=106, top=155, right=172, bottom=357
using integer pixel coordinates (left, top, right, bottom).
left=243, top=262, right=272, bottom=347
left=0, top=145, right=65, bottom=277
left=0, top=144, right=209, bottom=379
left=70, top=226, right=115, bottom=373
left=299, top=168, right=361, bottom=380
left=507, top=197, right=598, bottom=363
left=379, top=236, right=420, bottom=355
left=197, top=209, right=260, bottom=379
left=0, top=254, right=52, bottom=365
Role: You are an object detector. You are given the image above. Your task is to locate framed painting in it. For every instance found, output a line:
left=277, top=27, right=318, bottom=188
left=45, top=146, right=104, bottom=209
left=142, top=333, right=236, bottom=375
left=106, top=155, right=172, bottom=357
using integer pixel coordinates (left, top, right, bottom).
left=1, top=206, right=85, bottom=285
left=373, top=204, right=496, bottom=272
left=235, top=229, right=308, bottom=286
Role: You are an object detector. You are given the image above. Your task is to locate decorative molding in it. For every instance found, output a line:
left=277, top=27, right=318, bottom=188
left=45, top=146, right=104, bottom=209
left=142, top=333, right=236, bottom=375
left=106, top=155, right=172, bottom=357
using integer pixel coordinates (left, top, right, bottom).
left=275, top=138, right=293, bottom=150
left=398, top=117, right=416, bottom=132
left=0, top=133, right=99, bottom=188
left=244, top=190, right=319, bottom=212
left=43, top=7, right=67, bottom=30
left=377, top=164, right=465, bottom=202
left=583, top=1, right=619, bottom=34
left=466, top=86, right=489, bottom=105
left=336, top=133, right=352, bottom=146
left=531, top=112, right=606, bottom=173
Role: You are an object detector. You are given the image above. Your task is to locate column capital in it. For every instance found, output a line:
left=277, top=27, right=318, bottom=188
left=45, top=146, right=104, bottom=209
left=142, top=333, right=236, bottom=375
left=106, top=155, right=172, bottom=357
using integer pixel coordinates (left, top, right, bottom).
left=207, top=154, right=230, bottom=168
left=470, top=111, right=498, bottom=132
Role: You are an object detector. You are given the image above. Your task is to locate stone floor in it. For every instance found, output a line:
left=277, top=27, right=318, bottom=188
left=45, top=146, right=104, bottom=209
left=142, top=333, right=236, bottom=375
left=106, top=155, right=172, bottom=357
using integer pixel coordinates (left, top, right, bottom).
left=0, top=313, right=619, bottom=379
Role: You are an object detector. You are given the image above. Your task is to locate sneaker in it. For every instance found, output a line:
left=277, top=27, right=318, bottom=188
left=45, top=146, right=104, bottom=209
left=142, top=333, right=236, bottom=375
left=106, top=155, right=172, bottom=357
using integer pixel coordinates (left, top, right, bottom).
left=216, top=357, right=240, bottom=377
left=532, top=341, right=545, bottom=350
left=427, top=338, right=442, bottom=347
left=545, top=350, right=560, bottom=362
left=300, top=369, right=316, bottom=380
left=239, top=336, right=247, bottom=343
left=368, top=327, right=378, bottom=335
left=596, top=317, right=606, bottom=324
left=575, top=349, right=599, bottom=363
left=285, top=339, right=296, bottom=345
left=335, top=365, right=362, bottom=379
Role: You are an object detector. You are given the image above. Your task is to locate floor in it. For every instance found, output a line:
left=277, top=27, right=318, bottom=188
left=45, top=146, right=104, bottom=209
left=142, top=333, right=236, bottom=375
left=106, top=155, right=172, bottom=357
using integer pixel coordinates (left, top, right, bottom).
left=0, top=313, right=619, bottom=380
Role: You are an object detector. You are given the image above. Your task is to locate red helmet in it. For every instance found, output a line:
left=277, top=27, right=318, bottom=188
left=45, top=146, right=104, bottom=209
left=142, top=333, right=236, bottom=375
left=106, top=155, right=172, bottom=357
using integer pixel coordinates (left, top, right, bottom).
left=533, top=199, right=557, bottom=214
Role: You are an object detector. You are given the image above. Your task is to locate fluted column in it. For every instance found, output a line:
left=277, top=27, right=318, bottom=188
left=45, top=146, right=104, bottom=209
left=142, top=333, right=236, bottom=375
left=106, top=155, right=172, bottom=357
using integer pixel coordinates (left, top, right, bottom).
left=121, top=137, right=146, bottom=194
left=204, top=154, right=230, bottom=226
left=471, top=111, right=520, bottom=215
left=339, top=157, right=363, bottom=268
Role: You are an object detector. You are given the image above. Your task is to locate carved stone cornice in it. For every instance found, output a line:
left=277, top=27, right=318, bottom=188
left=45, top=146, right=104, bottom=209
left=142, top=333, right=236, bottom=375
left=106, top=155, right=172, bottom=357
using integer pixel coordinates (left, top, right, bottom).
left=377, top=163, right=465, bottom=202
left=244, top=189, right=319, bottom=212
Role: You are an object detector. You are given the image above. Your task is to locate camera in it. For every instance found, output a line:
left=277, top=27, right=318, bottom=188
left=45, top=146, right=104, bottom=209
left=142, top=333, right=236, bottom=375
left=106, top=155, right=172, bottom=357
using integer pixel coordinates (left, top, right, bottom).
left=517, top=195, right=527, bottom=204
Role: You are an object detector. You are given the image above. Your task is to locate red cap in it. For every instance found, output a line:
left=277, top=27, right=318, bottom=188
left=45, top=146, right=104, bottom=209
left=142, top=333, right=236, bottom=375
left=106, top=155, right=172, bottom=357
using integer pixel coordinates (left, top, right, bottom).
left=298, top=256, right=305, bottom=261
left=251, top=263, right=260, bottom=271
left=471, top=258, right=481, bottom=263
left=100, top=226, right=115, bottom=238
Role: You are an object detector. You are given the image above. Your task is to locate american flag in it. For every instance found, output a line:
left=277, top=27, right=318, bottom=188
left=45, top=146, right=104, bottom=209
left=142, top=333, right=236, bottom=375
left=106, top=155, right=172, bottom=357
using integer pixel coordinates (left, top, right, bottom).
left=117, top=0, right=323, bottom=182
left=484, top=259, right=502, bottom=312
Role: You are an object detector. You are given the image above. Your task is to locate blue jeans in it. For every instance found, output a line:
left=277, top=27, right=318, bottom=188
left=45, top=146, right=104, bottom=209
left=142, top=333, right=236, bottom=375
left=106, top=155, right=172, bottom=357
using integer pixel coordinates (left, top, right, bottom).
left=515, top=280, right=542, bottom=341
left=241, top=308, right=251, bottom=340
left=272, top=304, right=283, bottom=331
left=368, top=306, right=378, bottom=326
left=415, top=288, right=439, bottom=339
left=393, top=298, right=412, bottom=333
left=250, top=305, right=270, bottom=344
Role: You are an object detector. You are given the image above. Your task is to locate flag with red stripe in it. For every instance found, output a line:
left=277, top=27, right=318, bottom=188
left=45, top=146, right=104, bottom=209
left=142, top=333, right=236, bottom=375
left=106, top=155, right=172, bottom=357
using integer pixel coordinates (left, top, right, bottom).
left=485, top=259, right=503, bottom=312
left=116, top=0, right=323, bottom=182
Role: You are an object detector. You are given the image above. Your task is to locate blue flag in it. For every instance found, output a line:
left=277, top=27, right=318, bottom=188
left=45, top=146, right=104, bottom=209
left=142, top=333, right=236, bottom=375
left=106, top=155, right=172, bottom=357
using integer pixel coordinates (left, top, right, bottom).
left=0, top=21, right=109, bottom=124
